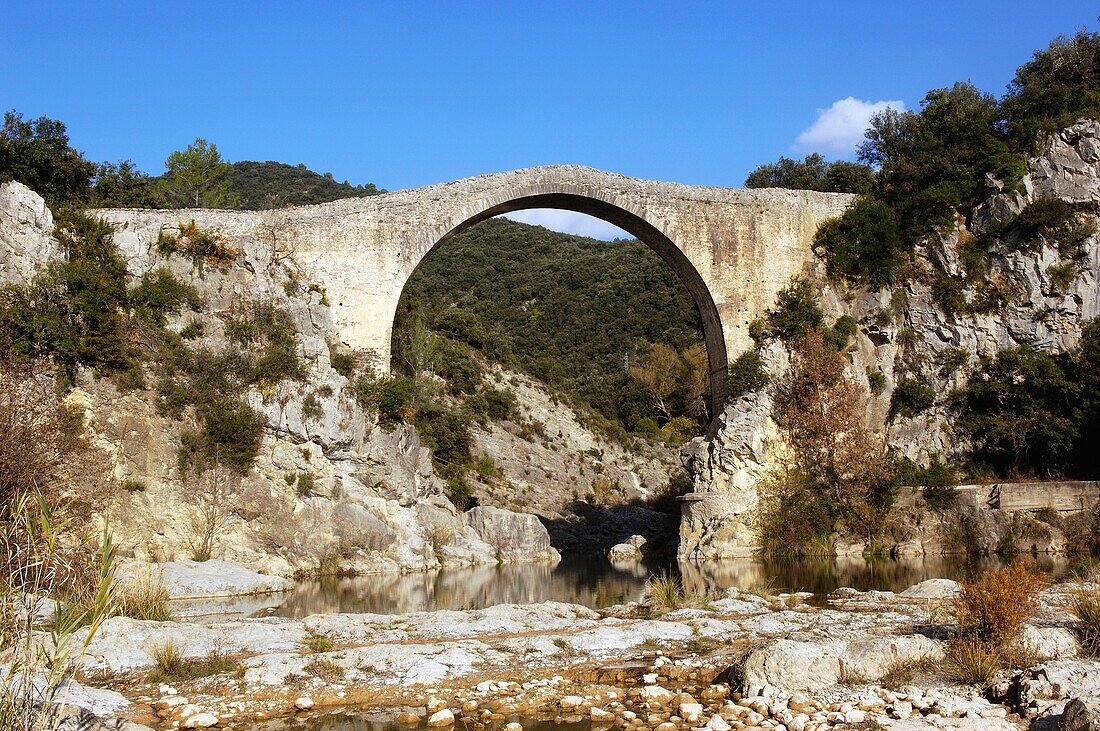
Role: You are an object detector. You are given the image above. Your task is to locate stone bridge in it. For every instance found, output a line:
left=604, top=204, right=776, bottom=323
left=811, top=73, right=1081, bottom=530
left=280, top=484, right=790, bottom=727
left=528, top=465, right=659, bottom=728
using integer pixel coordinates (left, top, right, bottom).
left=99, top=165, right=853, bottom=416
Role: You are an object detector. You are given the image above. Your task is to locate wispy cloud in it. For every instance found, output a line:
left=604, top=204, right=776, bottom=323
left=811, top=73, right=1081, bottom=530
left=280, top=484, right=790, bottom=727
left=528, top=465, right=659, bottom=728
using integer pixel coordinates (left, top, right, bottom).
left=501, top=209, right=629, bottom=240
left=795, top=97, right=905, bottom=156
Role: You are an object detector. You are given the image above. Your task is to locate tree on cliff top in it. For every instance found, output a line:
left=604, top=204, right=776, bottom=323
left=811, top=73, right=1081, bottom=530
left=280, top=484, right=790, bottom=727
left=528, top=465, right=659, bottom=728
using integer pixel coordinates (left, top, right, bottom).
left=158, top=138, right=240, bottom=209
left=1002, top=30, right=1100, bottom=145
left=0, top=111, right=96, bottom=207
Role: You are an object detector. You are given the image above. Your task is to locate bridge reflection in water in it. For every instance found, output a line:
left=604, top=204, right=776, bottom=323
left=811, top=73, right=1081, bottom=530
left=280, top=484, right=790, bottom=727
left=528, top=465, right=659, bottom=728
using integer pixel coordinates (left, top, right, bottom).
left=173, top=553, right=1071, bottom=621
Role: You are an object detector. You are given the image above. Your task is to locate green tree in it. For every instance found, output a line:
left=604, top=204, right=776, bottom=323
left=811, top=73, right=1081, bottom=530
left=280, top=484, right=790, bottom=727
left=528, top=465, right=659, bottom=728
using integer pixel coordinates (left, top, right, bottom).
left=859, top=83, right=1023, bottom=243
left=159, top=138, right=240, bottom=208
left=91, top=160, right=163, bottom=208
left=1002, top=31, right=1100, bottom=145
left=0, top=111, right=96, bottom=206
left=953, top=347, right=1079, bottom=477
left=815, top=197, right=904, bottom=289
left=744, top=153, right=874, bottom=194
left=767, top=279, right=823, bottom=342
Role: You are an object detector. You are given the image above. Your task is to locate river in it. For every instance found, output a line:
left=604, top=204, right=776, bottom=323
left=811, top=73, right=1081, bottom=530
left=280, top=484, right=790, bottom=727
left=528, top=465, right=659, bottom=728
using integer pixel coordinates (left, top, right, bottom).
left=174, top=552, right=1072, bottom=620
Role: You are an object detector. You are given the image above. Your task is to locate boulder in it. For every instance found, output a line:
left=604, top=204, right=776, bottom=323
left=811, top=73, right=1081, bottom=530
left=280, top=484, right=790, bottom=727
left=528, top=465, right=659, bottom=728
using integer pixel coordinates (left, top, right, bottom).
left=607, top=535, right=646, bottom=560
left=1064, top=697, right=1100, bottom=731
left=741, top=639, right=844, bottom=696
left=899, top=578, right=960, bottom=599
left=465, top=506, right=560, bottom=563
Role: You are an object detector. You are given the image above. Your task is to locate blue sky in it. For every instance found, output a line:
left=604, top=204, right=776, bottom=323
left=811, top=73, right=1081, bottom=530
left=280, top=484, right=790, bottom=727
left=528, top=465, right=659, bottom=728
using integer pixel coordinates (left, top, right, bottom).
left=2, top=1, right=1092, bottom=238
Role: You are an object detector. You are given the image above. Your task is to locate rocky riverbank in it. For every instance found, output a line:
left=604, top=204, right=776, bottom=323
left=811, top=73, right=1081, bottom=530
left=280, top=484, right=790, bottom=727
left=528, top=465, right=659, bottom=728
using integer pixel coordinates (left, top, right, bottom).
left=47, top=574, right=1100, bottom=730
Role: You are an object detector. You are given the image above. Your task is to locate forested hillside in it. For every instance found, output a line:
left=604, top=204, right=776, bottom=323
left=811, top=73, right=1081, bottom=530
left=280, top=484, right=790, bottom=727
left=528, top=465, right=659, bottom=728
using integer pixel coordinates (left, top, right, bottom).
left=393, top=218, right=707, bottom=434
left=228, top=161, right=382, bottom=209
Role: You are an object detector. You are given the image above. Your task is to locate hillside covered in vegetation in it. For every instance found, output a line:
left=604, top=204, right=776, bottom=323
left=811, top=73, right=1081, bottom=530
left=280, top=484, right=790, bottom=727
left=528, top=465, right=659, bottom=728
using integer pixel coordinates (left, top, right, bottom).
left=393, top=217, right=708, bottom=436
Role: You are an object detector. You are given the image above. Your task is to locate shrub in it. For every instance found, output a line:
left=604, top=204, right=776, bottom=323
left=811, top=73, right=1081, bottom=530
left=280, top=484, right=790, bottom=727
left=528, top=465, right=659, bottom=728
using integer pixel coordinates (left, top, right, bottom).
left=433, top=338, right=482, bottom=395
left=646, top=572, right=685, bottom=611
left=952, top=347, right=1079, bottom=477
left=1048, top=261, right=1079, bottom=292
left=767, top=279, right=823, bottom=342
left=121, top=479, right=146, bottom=493
left=727, top=350, right=770, bottom=398
left=302, top=392, right=323, bottom=421
left=815, top=197, right=904, bottom=289
left=184, top=398, right=266, bottom=475
left=468, top=385, right=516, bottom=422
left=445, top=475, right=476, bottom=511
left=329, top=349, right=356, bottom=378
left=754, top=467, right=836, bottom=556
left=116, top=570, right=173, bottom=621
left=1072, top=590, right=1100, bottom=655
left=954, top=561, right=1046, bottom=645
left=890, top=378, right=936, bottom=419
left=473, top=454, right=501, bottom=479
left=1, top=211, right=142, bottom=381
left=180, top=321, right=204, bottom=340
left=296, top=472, right=315, bottom=497
left=945, top=636, right=1003, bottom=688
left=131, top=268, right=203, bottom=326
left=936, top=348, right=970, bottom=377
left=419, top=408, right=473, bottom=471
left=823, top=315, right=857, bottom=351
left=867, top=371, right=886, bottom=395
left=354, top=371, right=417, bottom=424
left=932, top=274, right=967, bottom=316
left=156, top=221, right=237, bottom=272
left=634, top=417, right=660, bottom=437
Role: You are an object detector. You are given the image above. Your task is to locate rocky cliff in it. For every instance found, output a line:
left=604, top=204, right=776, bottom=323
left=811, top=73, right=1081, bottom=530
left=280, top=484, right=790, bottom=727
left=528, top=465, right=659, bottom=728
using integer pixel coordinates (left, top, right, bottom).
left=682, top=120, right=1100, bottom=559
left=0, top=181, right=609, bottom=576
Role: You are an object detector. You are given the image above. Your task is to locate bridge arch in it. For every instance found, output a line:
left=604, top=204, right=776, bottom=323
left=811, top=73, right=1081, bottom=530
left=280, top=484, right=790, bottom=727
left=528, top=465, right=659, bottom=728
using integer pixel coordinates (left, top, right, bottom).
left=394, top=190, right=730, bottom=423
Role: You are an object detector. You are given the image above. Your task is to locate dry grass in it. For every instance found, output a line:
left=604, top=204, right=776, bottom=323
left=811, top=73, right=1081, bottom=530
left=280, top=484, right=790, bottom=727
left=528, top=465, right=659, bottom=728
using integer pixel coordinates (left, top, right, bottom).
left=303, top=658, right=344, bottom=682
left=945, top=636, right=1003, bottom=688
left=147, top=641, right=240, bottom=684
left=304, top=631, right=335, bottom=654
left=954, top=560, right=1047, bottom=645
left=878, top=654, right=942, bottom=689
left=116, top=569, right=173, bottom=622
left=646, top=572, right=685, bottom=611
left=1072, top=590, right=1100, bottom=655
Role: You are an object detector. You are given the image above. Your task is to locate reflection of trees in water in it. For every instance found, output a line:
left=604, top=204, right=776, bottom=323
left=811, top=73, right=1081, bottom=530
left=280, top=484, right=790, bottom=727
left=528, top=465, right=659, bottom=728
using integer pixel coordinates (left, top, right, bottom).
left=678, top=554, right=1071, bottom=599
left=257, top=553, right=1072, bottom=620
left=269, top=555, right=656, bottom=618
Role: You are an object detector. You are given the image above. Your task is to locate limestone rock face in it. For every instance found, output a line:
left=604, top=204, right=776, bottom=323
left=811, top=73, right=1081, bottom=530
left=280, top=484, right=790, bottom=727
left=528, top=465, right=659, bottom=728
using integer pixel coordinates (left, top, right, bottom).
left=0, top=181, right=61, bottom=285
left=464, top=506, right=560, bottom=563
left=0, top=181, right=571, bottom=577
left=682, top=120, right=1100, bottom=559
left=1030, top=119, right=1100, bottom=204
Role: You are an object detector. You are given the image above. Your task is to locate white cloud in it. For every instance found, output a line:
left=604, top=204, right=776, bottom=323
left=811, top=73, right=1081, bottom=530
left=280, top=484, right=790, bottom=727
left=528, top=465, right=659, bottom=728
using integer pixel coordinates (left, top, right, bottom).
left=795, top=97, right=905, bottom=156
left=500, top=209, right=629, bottom=240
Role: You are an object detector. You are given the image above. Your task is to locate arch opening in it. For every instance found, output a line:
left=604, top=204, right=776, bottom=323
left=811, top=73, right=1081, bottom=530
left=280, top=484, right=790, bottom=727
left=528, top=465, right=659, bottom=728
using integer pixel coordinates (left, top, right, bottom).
left=397, top=193, right=728, bottom=430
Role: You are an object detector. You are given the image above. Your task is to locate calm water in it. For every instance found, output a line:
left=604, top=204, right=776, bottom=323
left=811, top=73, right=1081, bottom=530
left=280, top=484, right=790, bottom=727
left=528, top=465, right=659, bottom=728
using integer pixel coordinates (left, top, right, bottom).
left=173, top=552, right=1071, bottom=620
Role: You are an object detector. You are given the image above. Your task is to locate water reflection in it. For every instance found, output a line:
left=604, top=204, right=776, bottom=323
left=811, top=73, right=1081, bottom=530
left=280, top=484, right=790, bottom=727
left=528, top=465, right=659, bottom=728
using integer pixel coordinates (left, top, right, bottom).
left=201, top=552, right=1072, bottom=620
left=247, top=710, right=589, bottom=731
